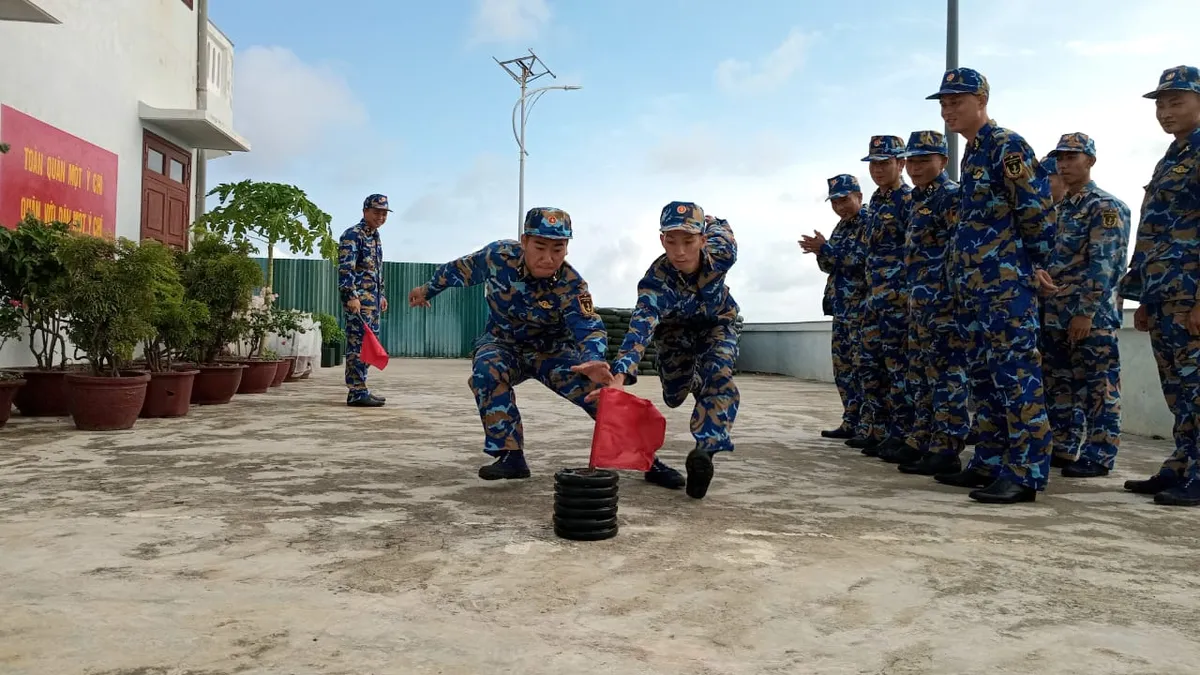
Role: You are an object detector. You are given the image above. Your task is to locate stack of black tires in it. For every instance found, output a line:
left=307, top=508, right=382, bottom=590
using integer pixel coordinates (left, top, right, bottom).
left=553, top=468, right=619, bottom=541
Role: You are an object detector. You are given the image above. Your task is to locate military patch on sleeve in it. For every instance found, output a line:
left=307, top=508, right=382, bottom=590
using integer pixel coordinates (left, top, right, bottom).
left=1002, top=152, right=1025, bottom=180
left=1101, top=209, right=1119, bottom=228
left=579, top=291, right=596, bottom=316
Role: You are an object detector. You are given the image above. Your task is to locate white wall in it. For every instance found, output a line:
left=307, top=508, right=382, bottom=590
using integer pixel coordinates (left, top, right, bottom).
left=736, top=308, right=1175, bottom=439
left=0, top=0, right=201, bottom=244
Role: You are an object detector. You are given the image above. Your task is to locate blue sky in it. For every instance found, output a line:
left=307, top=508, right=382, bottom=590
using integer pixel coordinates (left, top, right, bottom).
left=207, top=0, right=1200, bottom=321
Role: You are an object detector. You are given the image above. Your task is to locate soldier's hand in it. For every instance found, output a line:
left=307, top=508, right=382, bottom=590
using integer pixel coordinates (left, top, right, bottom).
left=1134, top=305, right=1150, bottom=332
left=380, top=297, right=388, bottom=312
left=799, top=231, right=826, bottom=254
left=346, top=297, right=361, bottom=314
left=570, top=360, right=612, bottom=385
left=1033, top=268, right=1060, bottom=295
left=408, top=285, right=430, bottom=308
left=584, top=372, right=627, bottom=404
left=1187, top=304, right=1200, bottom=337
left=1068, top=315, right=1092, bottom=343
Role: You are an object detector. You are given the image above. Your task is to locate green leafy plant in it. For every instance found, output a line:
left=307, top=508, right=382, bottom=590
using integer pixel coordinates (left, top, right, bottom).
left=313, top=312, right=345, bottom=345
left=178, top=234, right=264, bottom=365
left=0, top=142, right=10, bottom=154
left=57, top=234, right=167, bottom=376
left=0, top=215, right=72, bottom=369
left=262, top=347, right=279, bottom=360
left=1, top=296, right=23, bottom=380
left=141, top=243, right=209, bottom=372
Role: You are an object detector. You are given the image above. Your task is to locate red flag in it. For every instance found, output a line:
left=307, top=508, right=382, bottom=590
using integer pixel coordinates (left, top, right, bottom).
left=360, top=324, right=389, bottom=370
left=588, top=387, right=666, bottom=471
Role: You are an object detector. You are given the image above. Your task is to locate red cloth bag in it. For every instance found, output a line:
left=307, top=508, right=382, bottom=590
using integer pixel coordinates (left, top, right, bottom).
left=588, top=387, right=667, bottom=471
left=360, top=324, right=389, bottom=370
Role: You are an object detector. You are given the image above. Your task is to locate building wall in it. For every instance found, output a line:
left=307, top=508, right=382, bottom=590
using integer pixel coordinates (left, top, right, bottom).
left=0, top=0, right=204, bottom=242
left=736, top=310, right=1175, bottom=439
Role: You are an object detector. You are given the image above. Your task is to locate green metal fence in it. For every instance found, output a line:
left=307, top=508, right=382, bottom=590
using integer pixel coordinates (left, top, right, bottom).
left=253, top=257, right=487, bottom=358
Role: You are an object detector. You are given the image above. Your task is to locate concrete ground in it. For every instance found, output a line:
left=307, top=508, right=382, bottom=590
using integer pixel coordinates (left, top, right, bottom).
left=1, top=359, right=1197, bottom=675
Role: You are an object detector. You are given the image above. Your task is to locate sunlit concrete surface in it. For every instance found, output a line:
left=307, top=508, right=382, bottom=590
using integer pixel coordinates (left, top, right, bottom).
left=1, top=359, right=1196, bottom=675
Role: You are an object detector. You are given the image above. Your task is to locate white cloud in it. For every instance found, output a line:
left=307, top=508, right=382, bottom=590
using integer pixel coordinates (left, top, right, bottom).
left=224, top=46, right=368, bottom=172
left=644, top=125, right=797, bottom=178
left=714, top=27, right=812, bottom=95
left=469, top=0, right=550, bottom=44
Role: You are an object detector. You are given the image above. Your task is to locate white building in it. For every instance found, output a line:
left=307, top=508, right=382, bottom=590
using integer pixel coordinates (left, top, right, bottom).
left=0, top=0, right=250, bottom=368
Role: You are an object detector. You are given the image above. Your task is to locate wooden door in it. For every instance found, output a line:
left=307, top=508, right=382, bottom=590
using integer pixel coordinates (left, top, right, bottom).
left=140, top=131, right=191, bottom=250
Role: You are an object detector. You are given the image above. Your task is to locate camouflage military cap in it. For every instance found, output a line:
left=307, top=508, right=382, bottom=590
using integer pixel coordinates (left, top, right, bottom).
left=824, top=174, right=861, bottom=201
left=926, top=67, right=990, bottom=99
left=1049, top=132, right=1096, bottom=158
left=861, top=135, right=906, bottom=162
left=1039, top=155, right=1059, bottom=175
left=522, top=207, right=573, bottom=239
left=659, top=201, right=705, bottom=234
left=363, top=193, right=392, bottom=212
left=900, top=130, right=948, bottom=157
left=1143, top=65, right=1200, bottom=99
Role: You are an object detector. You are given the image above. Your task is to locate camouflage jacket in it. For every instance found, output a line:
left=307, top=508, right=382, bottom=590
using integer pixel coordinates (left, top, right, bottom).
left=1044, top=180, right=1131, bottom=330
left=337, top=220, right=385, bottom=304
left=864, top=182, right=914, bottom=312
left=817, top=207, right=868, bottom=317
left=905, top=172, right=961, bottom=318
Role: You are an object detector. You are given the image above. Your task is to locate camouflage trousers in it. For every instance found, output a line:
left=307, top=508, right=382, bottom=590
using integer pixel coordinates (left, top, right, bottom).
left=1146, top=301, right=1200, bottom=480
left=905, top=311, right=971, bottom=457
left=1042, top=327, right=1121, bottom=468
left=960, top=289, right=1054, bottom=490
left=468, top=337, right=600, bottom=456
left=654, top=322, right=740, bottom=454
left=831, top=311, right=864, bottom=431
left=344, top=302, right=380, bottom=402
left=858, top=305, right=910, bottom=441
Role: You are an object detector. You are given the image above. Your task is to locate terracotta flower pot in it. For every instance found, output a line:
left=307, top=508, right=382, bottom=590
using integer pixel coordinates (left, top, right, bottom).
left=8, top=367, right=71, bottom=417
left=1, top=376, right=26, bottom=428
left=67, top=371, right=151, bottom=431
left=140, top=368, right=199, bottom=418
left=191, top=363, right=246, bottom=405
left=236, top=359, right=281, bottom=394
left=270, top=357, right=295, bottom=388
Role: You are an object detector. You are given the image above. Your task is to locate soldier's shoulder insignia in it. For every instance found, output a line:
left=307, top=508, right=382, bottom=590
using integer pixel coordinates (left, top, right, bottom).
left=579, top=291, right=596, bottom=316
left=881, top=212, right=895, bottom=220
left=918, top=207, right=932, bottom=215
left=1002, top=152, right=1025, bottom=179
left=538, top=299, right=553, bottom=309
left=1172, top=165, right=1188, bottom=174
left=1101, top=209, right=1119, bottom=228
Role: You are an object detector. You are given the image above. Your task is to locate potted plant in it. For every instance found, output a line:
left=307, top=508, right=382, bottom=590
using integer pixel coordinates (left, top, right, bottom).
left=268, top=306, right=307, bottom=386
left=314, top=312, right=345, bottom=368
left=0, top=216, right=74, bottom=416
left=178, top=235, right=262, bottom=404
left=226, top=295, right=284, bottom=394
left=139, top=242, right=208, bottom=418
left=56, top=233, right=164, bottom=431
left=0, top=295, right=25, bottom=427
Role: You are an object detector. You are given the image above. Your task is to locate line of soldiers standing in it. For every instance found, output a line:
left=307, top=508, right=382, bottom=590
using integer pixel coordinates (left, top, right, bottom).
left=802, top=64, right=1200, bottom=508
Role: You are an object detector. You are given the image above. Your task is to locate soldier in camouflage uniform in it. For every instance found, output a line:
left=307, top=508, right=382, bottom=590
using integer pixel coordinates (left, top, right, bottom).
left=1119, top=65, right=1200, bottom=508
left=337, top=194, right=391, bottom=408
left=1040, top=133, right=1132, bottom=479
left=851, top=136, right=915, bottom=460
left=408, top=207, right=685, bottom=487
left=1041, top=155, right=1068, bottom=204
left=799, top=174, right=868, bottom=440
left=926, top=67, right=1058, bottom=504
left=887, top=131, right=972, bottom=475
left=590, top=202, right=739, bottom=500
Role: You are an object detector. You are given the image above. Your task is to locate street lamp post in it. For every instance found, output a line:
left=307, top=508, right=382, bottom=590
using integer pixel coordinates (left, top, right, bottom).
left=511, top=84, right=581, bottom=237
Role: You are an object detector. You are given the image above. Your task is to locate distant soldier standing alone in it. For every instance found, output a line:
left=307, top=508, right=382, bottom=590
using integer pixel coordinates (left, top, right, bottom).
left=337, top=194, right=391, bottom=408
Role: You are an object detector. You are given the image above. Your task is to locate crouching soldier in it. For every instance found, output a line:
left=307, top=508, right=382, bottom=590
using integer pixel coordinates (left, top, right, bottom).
left=407, top=206, right=684, bottom=487
left=584, top=202, right=740, bottom=500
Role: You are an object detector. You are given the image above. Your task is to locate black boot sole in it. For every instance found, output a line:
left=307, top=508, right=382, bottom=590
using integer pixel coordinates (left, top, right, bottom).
left=685, top=449, right=714, bottom=500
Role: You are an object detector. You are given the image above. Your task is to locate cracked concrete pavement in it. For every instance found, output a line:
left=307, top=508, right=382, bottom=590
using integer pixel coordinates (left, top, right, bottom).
left=1, top=359, right=1198, bottom=674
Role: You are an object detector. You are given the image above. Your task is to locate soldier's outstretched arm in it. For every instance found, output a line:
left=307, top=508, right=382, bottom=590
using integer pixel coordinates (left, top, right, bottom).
left=1075, top=200, right=1132, bottom=319
left=337, top=229, right=361, bottom=304
left=1000, top=139, right=1056, bottom=271
left=563, top=279, right=608, bottom=365
left=410, top=241, right=500, bottom=307
left=610, top=276, right=666, bottom=384
left=704, top=217, right=738, bottom=274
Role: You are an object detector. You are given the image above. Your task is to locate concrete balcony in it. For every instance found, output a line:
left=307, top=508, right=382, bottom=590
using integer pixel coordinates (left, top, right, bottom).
left=204, top=19, right=235, bottom=136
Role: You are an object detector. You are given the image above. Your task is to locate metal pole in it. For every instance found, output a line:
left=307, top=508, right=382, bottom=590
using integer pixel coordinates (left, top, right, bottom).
left=194, top=0, right=209, bottom=238
left=517, top=78, right=527, bottom=238
left=945, top=0, right=960, bottom=180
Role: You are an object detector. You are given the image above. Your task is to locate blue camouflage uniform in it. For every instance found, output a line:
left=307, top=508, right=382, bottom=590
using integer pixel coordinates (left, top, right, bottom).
left=1042, top=133, right=1131, bottom=475
left=928, top=68, right=1057, bottom=497
left=611, top=201, right=739, bottom=500
left=894, top=131, right=972, bottom=468
left=857, top=136, right=915, bottom=449
left=418, top=207, right=683, bottom=485
left=1118, top=65, right=1200, bottom=505
left=337, top=194, right=390, bottom=404
left=816, top=174, right=869, bottom=435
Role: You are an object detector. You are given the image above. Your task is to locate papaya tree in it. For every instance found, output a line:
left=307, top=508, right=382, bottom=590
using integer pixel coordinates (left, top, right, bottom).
left=195, top=180, right=336, bottom=309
